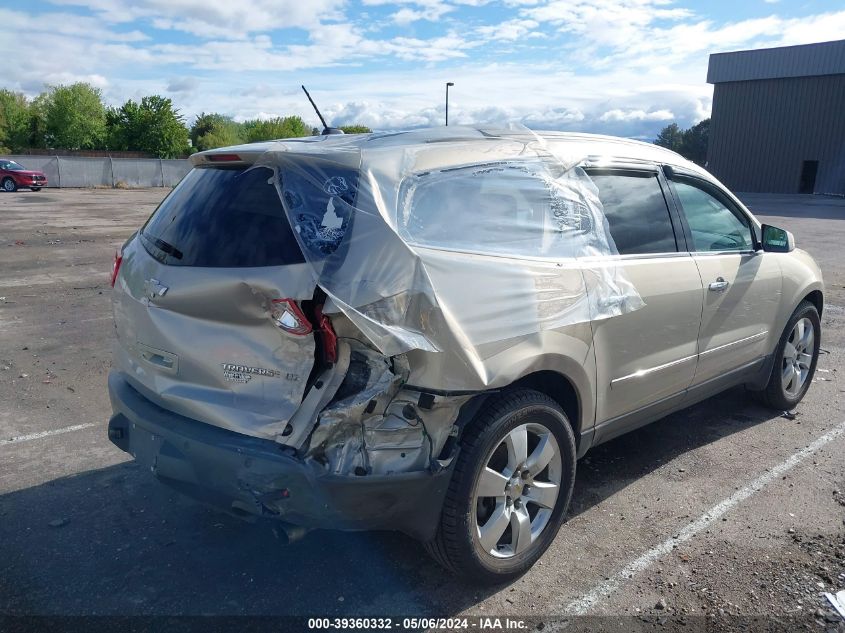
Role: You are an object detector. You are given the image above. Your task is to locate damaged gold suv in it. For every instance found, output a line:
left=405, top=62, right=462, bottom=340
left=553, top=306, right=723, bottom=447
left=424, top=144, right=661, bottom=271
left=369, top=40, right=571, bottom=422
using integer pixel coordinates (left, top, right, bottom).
left=107, top=127, right=823, bottom=583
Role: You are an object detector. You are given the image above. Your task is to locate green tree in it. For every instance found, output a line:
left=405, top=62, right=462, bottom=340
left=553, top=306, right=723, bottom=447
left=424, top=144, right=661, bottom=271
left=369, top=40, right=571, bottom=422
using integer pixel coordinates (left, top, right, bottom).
left=680, top=118, right=710, bottom=166
left=105, top=99, right=140, bottom=150
left=27, top=93, right=49, bottom=148
left=339, top=124, right=372, bottom=134
left=190, top=111, right=222, bottom=145
left=190, top=112, right=243, bottom=151
left=654, top=122, right=684, bottom=153
left=196, top=125, right=243, bottom=151
left=241, top=116, right=309, bottom=142
left=654, top=119, right=710, bottom=166
left=106, top=95, right=190, bottom=158
left=0, top=90, right=31, bottom=152
left=43, top=83, right=107, bottom=150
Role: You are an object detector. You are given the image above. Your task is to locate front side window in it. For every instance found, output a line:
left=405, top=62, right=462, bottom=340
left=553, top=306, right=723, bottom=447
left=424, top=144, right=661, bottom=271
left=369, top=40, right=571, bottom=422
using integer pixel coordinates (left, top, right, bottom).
left=672, top=178, right=754, bottom=252
left=588, top=171, right=678, bottom=255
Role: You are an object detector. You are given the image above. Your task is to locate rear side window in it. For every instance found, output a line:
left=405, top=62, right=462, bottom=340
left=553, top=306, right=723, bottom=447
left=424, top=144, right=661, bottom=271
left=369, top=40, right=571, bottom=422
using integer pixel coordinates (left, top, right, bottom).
left=398, top=161, right=600, bottom=259
left=141, top=166, right=305, bottom=267
left=588, top=172, right=677, bottom=255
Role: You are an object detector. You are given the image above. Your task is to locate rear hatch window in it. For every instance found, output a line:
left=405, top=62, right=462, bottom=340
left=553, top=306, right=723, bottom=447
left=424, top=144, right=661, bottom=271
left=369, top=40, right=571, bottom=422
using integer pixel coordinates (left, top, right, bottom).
left=141, top=166, right=305, bottom=267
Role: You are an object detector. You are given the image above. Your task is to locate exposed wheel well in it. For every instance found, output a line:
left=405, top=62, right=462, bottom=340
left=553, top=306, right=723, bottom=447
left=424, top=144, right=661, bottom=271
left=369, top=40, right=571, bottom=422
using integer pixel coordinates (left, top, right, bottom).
left=449, top=371, right=582, bottom=459
left=509, top=371, right=581, bottom=441
left=803, top=290, right=823, bottom=317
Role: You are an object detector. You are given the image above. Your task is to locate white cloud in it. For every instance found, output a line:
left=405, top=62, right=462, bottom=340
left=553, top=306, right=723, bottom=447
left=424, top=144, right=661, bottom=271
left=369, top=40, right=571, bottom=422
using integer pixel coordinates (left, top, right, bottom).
left=599, top=108, right=674, bottom=122
left=392, top=4, right=454, bottom=24
left=361, top=0, right=494, bottom=25
left=2, top=1, right=845, bottom=141
left=524, top=0, right=694, bottom=54
left=166, top=77, right=200, bottom=94
left=476, top=18, right=540, bottom=41
left=0, top=8, right=148, bottom=42
left=41, top=73, right=111, bottom=90
left=520, top=2, right=845, bottom=74
left=48, top=0, right=346, bottom=38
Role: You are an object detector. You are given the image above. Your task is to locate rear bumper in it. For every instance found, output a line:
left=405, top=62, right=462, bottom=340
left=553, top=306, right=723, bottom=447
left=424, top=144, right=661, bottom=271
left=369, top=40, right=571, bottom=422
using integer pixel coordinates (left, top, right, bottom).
left=107, top=371, right=453, bottom=541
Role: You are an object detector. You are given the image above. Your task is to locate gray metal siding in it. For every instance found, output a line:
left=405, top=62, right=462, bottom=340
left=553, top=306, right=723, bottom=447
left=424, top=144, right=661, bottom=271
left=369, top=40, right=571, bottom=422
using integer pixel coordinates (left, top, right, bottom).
left=707, top=74, right=845, bottom=194
left=2, top=155, right=191, bottom=188
left=708, top=39, right=845, bottom=83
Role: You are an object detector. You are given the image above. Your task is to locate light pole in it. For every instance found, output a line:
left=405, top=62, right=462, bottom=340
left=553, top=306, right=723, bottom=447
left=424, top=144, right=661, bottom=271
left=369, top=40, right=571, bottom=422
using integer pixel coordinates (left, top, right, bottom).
left=445, top=82, right=454, bottom=126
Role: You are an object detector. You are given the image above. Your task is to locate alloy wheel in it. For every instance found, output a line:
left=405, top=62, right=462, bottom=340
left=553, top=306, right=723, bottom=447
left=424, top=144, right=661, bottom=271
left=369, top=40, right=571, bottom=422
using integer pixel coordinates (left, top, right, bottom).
left=782, top=317, right=814, bottom=397
left=472, top=422, right=562, bottom=559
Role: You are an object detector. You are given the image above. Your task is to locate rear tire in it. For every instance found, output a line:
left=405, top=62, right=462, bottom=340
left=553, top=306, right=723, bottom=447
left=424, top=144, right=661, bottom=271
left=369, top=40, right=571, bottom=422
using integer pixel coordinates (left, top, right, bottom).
left=753, top=300, right=820, bottom=410
left=424, top=389, right=576, bottom=584
left=2, top=177, right=17, bottom=192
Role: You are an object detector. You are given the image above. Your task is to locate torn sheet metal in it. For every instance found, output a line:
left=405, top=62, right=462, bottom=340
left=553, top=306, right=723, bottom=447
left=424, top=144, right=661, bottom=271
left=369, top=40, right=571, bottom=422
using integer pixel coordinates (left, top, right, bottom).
left=307, top=343, right=401, bottom=474
left=256, top=126, right=643, bottom=385
left=304, top=339, right=470, bottom=475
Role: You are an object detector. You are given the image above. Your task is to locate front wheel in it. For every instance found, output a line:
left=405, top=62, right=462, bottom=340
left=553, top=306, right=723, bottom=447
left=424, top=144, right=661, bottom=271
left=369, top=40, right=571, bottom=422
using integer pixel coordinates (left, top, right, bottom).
left=31, top=187, right=41, bottom=192
left=754, top=300, right=821, bottom=410
left=2, top=178, right=17, bottom=192
left=424, top=390, right=576, bottom=584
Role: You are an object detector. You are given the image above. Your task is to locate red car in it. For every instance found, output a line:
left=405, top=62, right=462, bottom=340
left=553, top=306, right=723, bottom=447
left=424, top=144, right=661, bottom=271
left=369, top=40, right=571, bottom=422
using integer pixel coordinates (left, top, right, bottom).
left=0, top=159, right=47, bottom=191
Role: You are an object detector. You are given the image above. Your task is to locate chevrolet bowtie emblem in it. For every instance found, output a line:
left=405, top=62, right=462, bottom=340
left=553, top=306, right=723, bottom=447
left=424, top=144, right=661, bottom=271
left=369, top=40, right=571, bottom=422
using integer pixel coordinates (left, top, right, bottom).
left=144, top=278, right=168, bottom=300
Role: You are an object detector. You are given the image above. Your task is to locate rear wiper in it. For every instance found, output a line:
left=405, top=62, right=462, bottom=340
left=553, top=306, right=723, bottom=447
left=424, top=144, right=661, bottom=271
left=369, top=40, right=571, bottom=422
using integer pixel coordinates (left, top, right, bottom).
left=143, top=233, right=183, bottom=260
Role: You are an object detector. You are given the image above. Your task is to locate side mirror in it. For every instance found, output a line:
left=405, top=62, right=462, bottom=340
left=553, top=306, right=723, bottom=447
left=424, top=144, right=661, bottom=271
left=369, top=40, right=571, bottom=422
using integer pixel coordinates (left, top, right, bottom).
left=761, top=224, right=795, bottom=253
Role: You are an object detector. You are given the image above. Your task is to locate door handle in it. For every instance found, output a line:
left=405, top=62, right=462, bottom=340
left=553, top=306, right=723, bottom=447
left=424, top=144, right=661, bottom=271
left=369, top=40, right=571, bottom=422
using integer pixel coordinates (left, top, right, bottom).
left=708, top=277, right=729, bottom=292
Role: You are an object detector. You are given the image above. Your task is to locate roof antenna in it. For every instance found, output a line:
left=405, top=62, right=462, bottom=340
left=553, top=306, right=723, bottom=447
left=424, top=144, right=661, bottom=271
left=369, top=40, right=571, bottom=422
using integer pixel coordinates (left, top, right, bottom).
left=301, top=85, right=344, bottom=135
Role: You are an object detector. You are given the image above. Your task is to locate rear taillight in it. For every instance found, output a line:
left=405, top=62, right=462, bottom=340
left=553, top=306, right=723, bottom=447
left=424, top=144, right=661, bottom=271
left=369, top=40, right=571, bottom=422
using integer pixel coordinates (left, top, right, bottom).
left=271, top=299, right=312, bottom=335
left=315, top=304, right=338, bottom=364
left=110, top=250, right=123, bottom=288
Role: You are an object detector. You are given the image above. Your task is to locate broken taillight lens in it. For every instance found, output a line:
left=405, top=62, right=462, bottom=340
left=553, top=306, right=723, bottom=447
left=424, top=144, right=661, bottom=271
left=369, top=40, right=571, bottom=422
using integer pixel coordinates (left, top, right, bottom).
left=271, top=299, right=312, bottom=335
left=315, top=304, right=338, bottom=364
left=110, top=250, right=123, bottom=288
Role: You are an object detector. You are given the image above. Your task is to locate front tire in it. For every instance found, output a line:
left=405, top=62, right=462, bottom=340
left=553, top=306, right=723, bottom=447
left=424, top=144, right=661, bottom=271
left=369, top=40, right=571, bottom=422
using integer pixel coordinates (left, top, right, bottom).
left=2, top=178, right=17, bottom=192
left=754, top=300, right=820, bottom=410
left=424, top=390, right=576, bottom=584
left=31, top=187, right=41, bottom=192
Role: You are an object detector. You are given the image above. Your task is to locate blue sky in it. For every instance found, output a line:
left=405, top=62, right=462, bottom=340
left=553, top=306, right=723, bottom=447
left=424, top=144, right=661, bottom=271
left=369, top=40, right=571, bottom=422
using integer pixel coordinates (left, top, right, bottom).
left=2, top=0, right=844, bottom=139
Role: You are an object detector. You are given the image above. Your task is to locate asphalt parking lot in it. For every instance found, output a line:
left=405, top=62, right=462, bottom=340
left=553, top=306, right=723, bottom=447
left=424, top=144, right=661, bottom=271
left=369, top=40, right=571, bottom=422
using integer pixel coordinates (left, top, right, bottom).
left=1, top=188, right=844, bottom=630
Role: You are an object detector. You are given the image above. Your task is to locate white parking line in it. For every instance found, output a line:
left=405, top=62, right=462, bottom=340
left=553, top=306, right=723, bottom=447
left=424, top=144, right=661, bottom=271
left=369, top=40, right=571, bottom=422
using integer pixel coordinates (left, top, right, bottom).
left=1, top=422, right=98, bottom=446
left=561, top=419, right=845, bottom=616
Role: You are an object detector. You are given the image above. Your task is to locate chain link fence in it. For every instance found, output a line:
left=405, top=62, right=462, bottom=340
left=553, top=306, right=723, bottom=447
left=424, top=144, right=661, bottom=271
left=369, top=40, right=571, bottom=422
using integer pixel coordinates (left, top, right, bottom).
left=2, top=155, right=191, bottom=188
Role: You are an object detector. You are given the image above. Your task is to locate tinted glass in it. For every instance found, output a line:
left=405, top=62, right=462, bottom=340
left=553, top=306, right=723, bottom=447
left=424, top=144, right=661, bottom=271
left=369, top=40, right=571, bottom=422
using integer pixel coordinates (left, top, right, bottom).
left=673, top=179, right=753, bottom=252
left=141, top=166, right=305, bottom=267
left=589, top=172, right=677, bottom=255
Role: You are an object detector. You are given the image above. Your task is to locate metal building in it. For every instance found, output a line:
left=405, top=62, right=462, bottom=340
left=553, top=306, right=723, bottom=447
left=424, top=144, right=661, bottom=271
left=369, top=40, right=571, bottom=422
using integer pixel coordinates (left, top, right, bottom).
left=707, top=39, right=845, bottom=195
